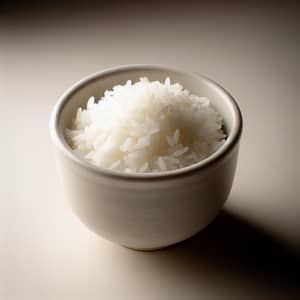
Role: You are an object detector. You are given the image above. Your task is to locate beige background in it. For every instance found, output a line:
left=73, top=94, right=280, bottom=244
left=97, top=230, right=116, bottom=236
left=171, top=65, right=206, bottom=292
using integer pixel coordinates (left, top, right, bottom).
left=1, top=2, right=299, bottom=299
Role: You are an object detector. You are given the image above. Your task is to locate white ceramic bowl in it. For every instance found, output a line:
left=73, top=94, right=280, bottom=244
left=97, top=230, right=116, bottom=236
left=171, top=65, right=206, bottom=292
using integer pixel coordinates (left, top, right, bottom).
left=49, top=65, right=243, bottom=250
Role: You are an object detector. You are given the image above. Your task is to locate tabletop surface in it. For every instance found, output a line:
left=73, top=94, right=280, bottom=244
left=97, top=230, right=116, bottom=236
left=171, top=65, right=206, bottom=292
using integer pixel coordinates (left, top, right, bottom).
left=1, top=2, right=299, bottom=299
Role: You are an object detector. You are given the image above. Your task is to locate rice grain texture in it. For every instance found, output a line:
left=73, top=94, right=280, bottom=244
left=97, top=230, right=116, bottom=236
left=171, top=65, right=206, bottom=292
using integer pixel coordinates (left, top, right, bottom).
left=66, top=77, right=226, bottom=173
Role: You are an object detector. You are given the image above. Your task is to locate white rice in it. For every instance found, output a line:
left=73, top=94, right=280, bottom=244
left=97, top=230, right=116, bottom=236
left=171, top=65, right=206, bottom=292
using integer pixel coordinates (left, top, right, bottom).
left=65, top=77, right=226, bottom=173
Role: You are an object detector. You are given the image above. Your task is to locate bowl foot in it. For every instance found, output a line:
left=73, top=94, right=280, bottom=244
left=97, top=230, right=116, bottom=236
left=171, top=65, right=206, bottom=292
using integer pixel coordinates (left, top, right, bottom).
left=121, top=245, right=169, bottom=251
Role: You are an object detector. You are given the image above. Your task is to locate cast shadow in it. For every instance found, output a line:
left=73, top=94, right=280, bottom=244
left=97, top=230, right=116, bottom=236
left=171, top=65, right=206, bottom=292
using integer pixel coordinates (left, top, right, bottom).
left=122, top=209, right=300, bottom=298
left=183, top=210, right=299, bottom=278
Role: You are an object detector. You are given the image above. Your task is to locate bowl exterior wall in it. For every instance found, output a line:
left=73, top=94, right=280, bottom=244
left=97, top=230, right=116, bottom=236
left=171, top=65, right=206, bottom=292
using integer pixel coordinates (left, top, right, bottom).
left=54, top=142, right=240, bottom=249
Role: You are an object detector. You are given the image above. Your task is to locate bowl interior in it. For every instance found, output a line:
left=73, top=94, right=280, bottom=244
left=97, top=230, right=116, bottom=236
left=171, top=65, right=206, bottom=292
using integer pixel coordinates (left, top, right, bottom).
left=52, top=65, right=242, bottom=180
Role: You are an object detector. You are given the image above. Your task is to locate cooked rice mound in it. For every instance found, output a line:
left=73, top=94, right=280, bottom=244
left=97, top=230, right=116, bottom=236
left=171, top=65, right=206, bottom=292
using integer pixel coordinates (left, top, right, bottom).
left=66, top=77, right=226, bottom=173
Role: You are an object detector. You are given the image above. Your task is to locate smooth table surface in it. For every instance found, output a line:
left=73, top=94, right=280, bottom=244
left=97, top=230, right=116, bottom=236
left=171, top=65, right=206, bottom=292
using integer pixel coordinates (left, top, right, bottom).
left=1, top=2, right=299, bottom=299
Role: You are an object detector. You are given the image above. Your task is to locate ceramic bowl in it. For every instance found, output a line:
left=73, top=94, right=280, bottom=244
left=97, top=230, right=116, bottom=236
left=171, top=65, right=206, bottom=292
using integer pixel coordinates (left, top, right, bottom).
left=49, top=65, right=243, bottom=250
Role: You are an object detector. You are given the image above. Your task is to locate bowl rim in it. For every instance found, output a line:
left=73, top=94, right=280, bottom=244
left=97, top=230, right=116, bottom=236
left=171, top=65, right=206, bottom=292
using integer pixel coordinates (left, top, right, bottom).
left=49, top=64, right=243, bottom=181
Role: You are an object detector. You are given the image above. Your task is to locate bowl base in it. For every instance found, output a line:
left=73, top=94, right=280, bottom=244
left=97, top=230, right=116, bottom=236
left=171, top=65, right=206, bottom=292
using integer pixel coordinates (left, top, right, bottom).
left=122, top=245, right=171, bottom=251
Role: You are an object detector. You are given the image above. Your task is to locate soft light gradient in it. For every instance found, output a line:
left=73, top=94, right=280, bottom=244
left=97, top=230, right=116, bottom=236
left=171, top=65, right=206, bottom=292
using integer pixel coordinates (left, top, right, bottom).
left=1, top=1, right=299, bottom=299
